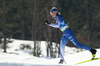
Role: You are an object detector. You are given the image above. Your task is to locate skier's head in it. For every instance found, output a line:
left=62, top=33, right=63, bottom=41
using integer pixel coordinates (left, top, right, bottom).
left=50, top=7, right=60, bottom=18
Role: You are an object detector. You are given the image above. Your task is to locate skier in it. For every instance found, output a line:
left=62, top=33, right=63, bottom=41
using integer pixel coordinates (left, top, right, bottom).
left=45, top=7, right=97, bottom=64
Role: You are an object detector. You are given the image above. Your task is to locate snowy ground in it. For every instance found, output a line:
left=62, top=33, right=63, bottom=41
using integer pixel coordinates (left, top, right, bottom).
left=0, top=39, right=100, bottom=66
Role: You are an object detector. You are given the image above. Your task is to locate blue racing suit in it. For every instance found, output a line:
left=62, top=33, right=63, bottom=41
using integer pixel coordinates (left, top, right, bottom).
left=49, top=14, right=91, bottom=60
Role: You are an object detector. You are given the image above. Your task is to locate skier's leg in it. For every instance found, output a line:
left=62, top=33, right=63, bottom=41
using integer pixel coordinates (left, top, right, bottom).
left=60, top=36, right=68, bottom=60
left=68, top=35, right=91, bottom=50
left=69, top=35, right=97, bottom=59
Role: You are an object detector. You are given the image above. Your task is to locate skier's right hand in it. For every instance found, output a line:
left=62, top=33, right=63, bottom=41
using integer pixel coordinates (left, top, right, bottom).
left=45, top=20, right=51, bottom=24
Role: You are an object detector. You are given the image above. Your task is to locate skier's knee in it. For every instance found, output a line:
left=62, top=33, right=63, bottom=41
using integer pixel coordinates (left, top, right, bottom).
left=75, top=43, right=82, bottom=48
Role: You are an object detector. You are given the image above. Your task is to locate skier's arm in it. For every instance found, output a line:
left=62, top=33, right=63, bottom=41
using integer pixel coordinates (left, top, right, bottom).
left=45, top=20, right=59, bottom=28
left=49, top=23, right=59, bottom=28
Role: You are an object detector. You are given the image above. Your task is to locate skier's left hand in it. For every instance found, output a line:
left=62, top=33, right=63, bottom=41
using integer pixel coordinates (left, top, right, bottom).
left=45, top=20, right=51, bottom=24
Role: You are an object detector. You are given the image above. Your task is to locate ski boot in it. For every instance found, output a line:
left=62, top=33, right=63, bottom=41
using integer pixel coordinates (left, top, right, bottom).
left=90, top=49, right=97, bottom=60
left=59, top=60, right=63, bottom=64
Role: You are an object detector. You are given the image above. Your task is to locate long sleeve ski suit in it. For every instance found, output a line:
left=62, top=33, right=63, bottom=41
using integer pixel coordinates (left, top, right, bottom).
left=49, top=14, right=91, bottom=60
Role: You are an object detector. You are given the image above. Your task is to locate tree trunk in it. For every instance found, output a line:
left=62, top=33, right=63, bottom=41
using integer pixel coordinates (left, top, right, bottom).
left=3, top=0, right=7, bottom=53
left=33, top=0, right=37, bottom=56
left=21, top=1, right=25, bottom=40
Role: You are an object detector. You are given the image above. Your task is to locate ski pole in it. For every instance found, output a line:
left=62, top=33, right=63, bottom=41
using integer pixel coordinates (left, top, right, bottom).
left=46, top=24, right=66, bottom=64
left=46, top=24, right=55, bottom=41
left=77, top=38, right=92, bottom=42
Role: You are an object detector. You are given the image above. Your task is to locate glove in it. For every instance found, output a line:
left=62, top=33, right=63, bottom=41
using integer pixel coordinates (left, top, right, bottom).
left=45, top=20, right=51, bottom=24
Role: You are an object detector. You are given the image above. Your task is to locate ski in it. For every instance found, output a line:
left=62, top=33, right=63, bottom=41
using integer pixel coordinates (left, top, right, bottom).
left=75, top=57, right=100, bottom=65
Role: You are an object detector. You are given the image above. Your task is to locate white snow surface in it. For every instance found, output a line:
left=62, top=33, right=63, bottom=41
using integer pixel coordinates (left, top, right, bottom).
left=0, top=39, right=100, bottom=66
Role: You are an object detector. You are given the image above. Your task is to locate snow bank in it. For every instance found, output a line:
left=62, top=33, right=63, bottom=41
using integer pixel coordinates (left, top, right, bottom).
left=0, top=39, right=100, bottom=66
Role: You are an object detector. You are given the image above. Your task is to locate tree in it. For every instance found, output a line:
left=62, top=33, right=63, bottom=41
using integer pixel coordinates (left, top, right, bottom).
left=2, top=0, right=7, bottom=53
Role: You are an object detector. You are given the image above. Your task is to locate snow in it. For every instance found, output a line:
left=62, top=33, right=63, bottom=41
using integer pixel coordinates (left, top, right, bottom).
left=0, top=39, right=100, bottom=66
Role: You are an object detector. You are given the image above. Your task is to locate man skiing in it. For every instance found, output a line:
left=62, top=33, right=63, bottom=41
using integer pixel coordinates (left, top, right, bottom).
left=45, top=7, right=97, bottom=64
